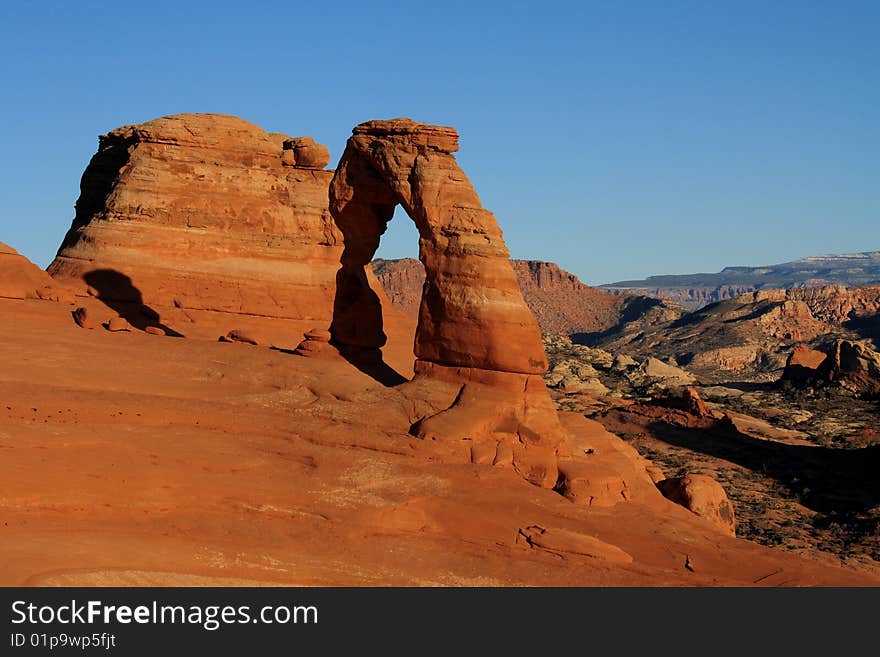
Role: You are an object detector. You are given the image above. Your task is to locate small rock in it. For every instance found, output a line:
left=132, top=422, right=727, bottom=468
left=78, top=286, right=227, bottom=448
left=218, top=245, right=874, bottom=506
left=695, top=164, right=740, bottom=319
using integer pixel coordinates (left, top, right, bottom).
left=145, top=326, right=166, bottom=336
left=72, top=307, right=93, bottom=329
left=225, top=329, right=258, bottom=345
left=106, top=316, right=132, bottom=332
left=627, top=357, right=696, bottom=390
left=303, top=328, right=331, bottom=342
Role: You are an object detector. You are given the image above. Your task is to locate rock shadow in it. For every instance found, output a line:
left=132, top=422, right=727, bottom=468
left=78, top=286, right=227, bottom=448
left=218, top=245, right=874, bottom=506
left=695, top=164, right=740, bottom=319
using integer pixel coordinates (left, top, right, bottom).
left=329, top=266, right=406, bottom=387
left=643, top=418, right=880, bottom=515
left=83, top=269, right=184, bottom=337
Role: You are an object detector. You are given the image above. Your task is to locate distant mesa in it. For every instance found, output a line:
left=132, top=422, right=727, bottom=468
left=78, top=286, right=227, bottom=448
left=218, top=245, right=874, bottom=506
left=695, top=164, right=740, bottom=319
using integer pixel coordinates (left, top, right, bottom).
left=602, top=251, right=880, bottom=309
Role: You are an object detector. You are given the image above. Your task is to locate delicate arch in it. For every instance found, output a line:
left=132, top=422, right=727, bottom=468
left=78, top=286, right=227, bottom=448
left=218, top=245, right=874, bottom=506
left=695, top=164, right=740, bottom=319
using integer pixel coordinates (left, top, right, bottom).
left=328, top=119, right=547, bottom=376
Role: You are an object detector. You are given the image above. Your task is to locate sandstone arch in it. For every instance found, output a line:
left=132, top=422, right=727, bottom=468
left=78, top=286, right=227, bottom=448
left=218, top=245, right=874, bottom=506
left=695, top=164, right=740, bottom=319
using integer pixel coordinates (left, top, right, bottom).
left=329, top=118, right=548, bottom=374
left=329, top=119, right=564, bottom=487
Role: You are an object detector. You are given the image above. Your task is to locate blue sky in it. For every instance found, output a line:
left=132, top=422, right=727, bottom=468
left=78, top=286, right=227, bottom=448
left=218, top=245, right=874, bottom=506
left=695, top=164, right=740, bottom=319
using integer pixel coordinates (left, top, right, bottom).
left=0, top=1, right=876, bottom=284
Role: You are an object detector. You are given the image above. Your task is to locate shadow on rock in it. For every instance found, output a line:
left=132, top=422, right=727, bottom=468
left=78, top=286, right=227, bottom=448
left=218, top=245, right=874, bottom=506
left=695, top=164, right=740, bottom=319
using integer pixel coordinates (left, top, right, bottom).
left=83, top=269, right=184, bottom=337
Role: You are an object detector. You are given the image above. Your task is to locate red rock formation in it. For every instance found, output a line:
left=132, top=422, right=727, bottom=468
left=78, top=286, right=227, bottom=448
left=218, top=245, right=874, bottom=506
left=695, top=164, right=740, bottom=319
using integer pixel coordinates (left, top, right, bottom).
left=0, top=242, right=65, bottom=301
left=328, top=118, right=564, bottom=488
left=753, top=286, right=880, bottom=325
left=592, top=284, right=880, bottom=382
left=47, top=113, right=345, bottom=324
left=818, top=340, right=880, bottom=397
left=656, top=386, right=711, bottom=418
left=371, top=259, right=425, bottom=317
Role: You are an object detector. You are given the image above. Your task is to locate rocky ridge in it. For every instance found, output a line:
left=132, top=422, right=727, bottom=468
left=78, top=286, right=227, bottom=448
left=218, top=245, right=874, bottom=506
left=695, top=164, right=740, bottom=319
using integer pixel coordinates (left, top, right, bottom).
left=583, top=284, right=880, bottom=382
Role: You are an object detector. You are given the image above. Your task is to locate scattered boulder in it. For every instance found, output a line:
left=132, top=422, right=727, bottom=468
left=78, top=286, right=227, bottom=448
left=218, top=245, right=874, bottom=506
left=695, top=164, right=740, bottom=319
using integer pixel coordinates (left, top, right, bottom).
left=546, top=359, right=604, bottom=393
left=611, top=353, right=638, bottom=372
left=579, top=347, right=614, bottom=371
left=304, top=328, right=331, bottom=342
left=106, top=316, right=132, bottom=332
left=72, top=307, right=93, bottom=329
left=780, top=340, right=880, bottom=397
left=224, top=329, right=258, bottom=346
left=628, top=357, right=696, bottom=390
left=282, top=136, right=331, bottom=169
left=294, top=327, right=334, bottom=356
left=561, top=377, right=610, bottom=395
left=145, top=326, right=166, bottom=336
left=657, top=474, right=736, bottom=536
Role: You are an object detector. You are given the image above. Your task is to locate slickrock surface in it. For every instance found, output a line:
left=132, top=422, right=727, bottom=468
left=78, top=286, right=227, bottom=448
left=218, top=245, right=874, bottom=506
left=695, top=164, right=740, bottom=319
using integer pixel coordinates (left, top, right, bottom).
left=48, top=114, right=345, bottom=326
left=0, top=294, right=874, bottom=586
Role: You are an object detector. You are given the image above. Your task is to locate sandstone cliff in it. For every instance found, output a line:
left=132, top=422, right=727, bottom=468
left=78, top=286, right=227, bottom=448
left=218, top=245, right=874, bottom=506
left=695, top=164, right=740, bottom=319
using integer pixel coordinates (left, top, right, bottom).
left=48, top=113, right=345, bottom=325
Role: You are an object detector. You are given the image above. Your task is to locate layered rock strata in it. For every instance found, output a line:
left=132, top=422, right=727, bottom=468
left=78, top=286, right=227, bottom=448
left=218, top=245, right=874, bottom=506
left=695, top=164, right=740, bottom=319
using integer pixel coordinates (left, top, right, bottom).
left=48, top=113, right=344, bottom=323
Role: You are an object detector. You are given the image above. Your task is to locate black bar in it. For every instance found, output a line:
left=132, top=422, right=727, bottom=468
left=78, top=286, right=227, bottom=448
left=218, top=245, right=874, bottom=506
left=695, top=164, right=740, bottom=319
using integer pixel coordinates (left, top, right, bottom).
left=1, top=587, right=877, bottom=654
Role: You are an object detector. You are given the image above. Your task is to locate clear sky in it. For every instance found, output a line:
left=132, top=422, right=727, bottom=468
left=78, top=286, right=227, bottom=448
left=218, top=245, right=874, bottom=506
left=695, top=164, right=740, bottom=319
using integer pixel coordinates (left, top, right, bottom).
left=0, top=1, right=877, bottom=284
